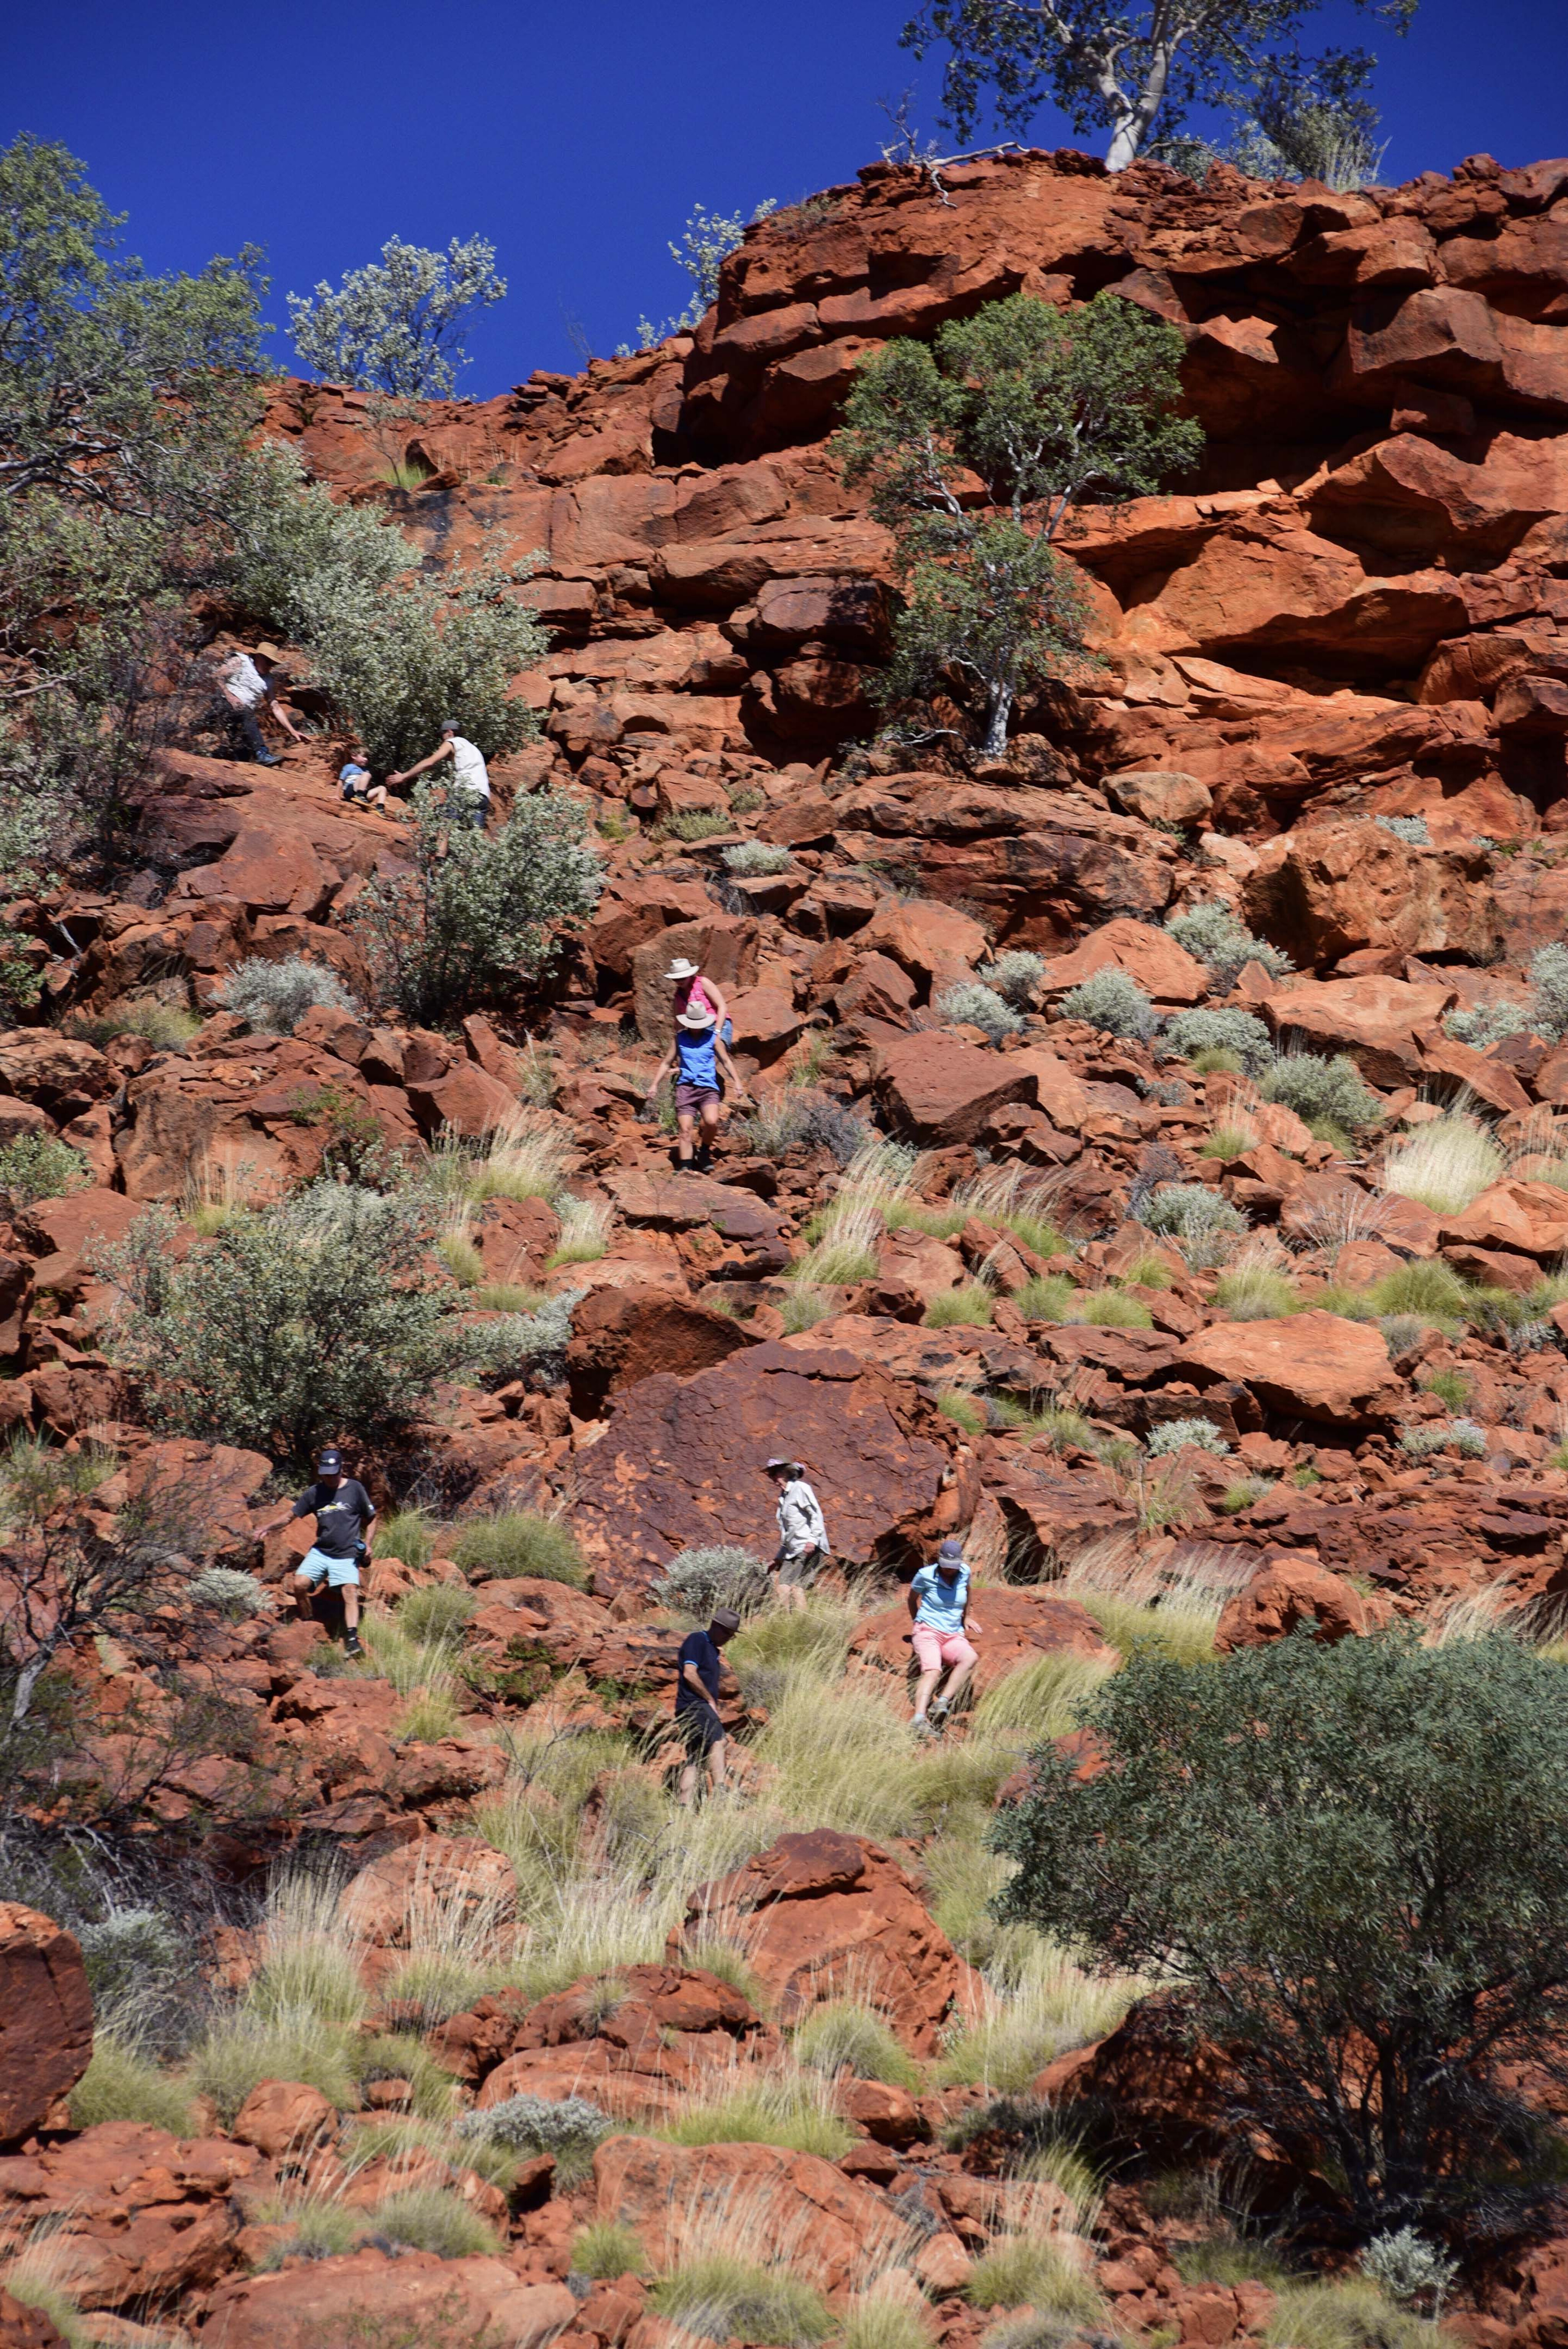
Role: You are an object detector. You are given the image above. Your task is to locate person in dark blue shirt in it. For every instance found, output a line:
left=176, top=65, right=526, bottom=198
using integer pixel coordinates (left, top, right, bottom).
left=674, top=1605, right=741, bottom=1806
left=646, top=1010, right=748, bottom=1173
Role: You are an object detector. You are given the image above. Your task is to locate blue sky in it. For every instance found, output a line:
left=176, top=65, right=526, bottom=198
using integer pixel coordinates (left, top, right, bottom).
left=4, top=0, right=1563, bottom=392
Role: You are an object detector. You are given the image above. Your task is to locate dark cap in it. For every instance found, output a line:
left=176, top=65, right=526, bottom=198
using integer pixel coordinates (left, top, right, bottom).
left=936, top=1538, right=965, bottom=1569
left=710, top=1607, right=742, bottom=1634
left=317, top=1446, right=343, bottom=1473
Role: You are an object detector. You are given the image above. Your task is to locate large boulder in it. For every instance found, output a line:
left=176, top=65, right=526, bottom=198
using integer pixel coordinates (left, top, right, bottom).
left=670, top=1831, right=962, bottom=2053
left=872, top=1031, right=1034, bottom=1144
left=592, top=2134, right=905, bottom=2296
left=0, top=2123, right=256, bottom=2306
left=0, top=1906, right=93, bottom=2143
left=565, top=1285, right=755, bottom=1418
left=1243, top=818, right=1498, bottom=967
left=1215, top=1556, right=1395, bottom=1652
left=203, top=2253, right=575, bottom=2349
left=1178, top=1311, right=1399, bottom=1427
left=568, top=1342, right=954, bottom=1595
left=470, top=1963, right=770, bottom=2119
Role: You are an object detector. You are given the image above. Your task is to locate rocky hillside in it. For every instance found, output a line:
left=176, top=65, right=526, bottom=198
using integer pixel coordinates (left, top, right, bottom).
left=6, top=142, right=1568, bottom=2349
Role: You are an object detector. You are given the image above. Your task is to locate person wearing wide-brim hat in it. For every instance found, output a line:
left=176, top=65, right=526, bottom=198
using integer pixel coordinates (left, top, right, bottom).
left=764, top=1455, right=830, bottom=1612
left=646, top=1006, right=748, bottom=1172
left=215, top=641, right=304, bottom=766
left=664, top=955, right=730, bottom=1041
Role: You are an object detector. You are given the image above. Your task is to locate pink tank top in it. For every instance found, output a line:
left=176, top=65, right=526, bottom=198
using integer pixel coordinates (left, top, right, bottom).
left=676, top=975, right=716, bottom=1018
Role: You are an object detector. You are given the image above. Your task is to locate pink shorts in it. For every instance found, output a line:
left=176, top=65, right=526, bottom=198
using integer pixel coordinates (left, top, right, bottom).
left=911, top=1625, right=977, bottom=1674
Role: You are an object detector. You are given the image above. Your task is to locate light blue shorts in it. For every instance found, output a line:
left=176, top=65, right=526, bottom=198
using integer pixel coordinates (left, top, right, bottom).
left=297, top=1547, right=361, bottom=1589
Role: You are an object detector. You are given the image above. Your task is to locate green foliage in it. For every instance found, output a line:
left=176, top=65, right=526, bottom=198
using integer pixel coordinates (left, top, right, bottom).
left=650, top=1544, right=772, bottom=1620
left=995, top=1626, right=1568, bottom=2228
left=978, top=949, right=1045, bottom=1009
left=1163, top=1005, right=1275, bottom=1075
left=723, top=840, right=795, bottom=876
left=190, top=1566, right=268, bottom=1618
left=835, top=292, right=1197, bottom=750
left=1261, top=1053, right=1382, bottom=1131
left=349, top=781, right=601, bottom=1023
left=216, top=953, right=358, bottom=1035
left=294, top=547, right=549, bottom=781
left=1263, top=2278, right=1435, bottom=2349
left=287, top=235, right=506, bottom=400
left=449, top=1510, right=586, bottom=1587
left=624, top=198, right=777, bottom=350
left=839, top=2295, right=935, bottom=2349
left=187, top=2010, right=359, bottom=2124
left=70, top=2029, right=194, bottom=2133
left=966, top=2233, right=1109, bottom=2323
left=1059, top=965, right=1156, bottom=1040
left=399, top=1584, right=477, bottom=1645
left=934, top=979, right=1022, bottom=1042
left=1166, top=902, right=1293, bottom=991
left=925, top=1282, right=995, bottom=1328
left=97, top=1188, right=474, bottom=1466
left=1400, top=1417, right=1487, bottom=1462
left=0, top=1130, right=90, bottom=1206
left=651, top=2256, right=834, bottom=2348
left=572, top=2221, right=649, bottom=2281
left=371, top=2185, right=500, bottom=2259
left=1214, top=1264, right=1297, bottom=1320
left=660, top=2077, right=854, bottom=2159
left=938, top=1387, right=987, bottom=1434
left=1137, top=1183, right=1247, bottom=1243
left=793, top=2001, right=921, bottom=2089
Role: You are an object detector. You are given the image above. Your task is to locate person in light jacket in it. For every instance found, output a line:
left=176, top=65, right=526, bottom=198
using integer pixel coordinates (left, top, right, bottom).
left=765, top=1455, right=829, bottom=1612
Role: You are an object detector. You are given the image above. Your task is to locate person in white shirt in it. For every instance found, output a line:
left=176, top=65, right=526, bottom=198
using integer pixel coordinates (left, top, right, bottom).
left=765, top=1455, right=830, bottom=1613
left=389, top=720, right=493, bottom=829
left=217, top=643, right=303, bottom=767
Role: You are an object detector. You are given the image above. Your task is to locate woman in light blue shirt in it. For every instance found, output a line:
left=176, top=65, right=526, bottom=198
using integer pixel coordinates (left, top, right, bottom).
left=907, top=1537, right=982, bottom=1735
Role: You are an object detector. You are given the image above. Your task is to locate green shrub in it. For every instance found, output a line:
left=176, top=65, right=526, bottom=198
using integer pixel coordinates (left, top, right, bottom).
left=995, top=1625, right=1568, bottom=2229
left=779, top=1288, right=833, bottom=1335
left=97, top=1188, right=473, bottom=1466
left=187, top=2011, right=358, bottom=2124
left=1367, top=1259, right=1472, bottom=1326
left=839, top=2293, right=935, bottom=2349
left=1263, top=2278, right=1434, bottom=2349
left=1013, top=1273, right=1076, bottom=1321
left=793, top=2001, right=921, bottom=2090
left=1137, top=1183, right=1247, bottom=1245
left=454, top=2092, right=611, bottom=2186
left=70, top=2031, right=194, bottom=2133
left=1145, top=1417, right=1230, bottom=1457
left=0, top=1131, right=90, bottom=1206
left=371, top=2185, right=500, bottom=2259
left=1166, top=901, right=1293, bottom=989
left=1400, top=1417, right=1487, bottom=1462
left=398, top=1584, right=476, bottom=1644
left=377, top=1504, right=436, bottom=1569
left=934, top=981, right=1022, bottom=1044
left=1382, top=1113, right=1504, bottom=1215
left=1261, top=1053, right=1382, bottom=1130
left=1214, top=1265, right=1297, bottom=1320
left=1163, top=1006, right=1274, bottom=1075
left=1059, top=966, right=1155, bottom=1040
left=650, top=1544, right=772, bottom=1620
left=651, top=2256, right=834, bottom=2348
left=572, top=2220, right=649, bottom=2280
left=1359, top=2227, right=1458, bottom=2312
left=1075, top=1288, right=1154, bottom=1327
left=450, top=1510, right=586, bottom=1586
left=661, top=808, right=733, bottom=842
left=938, top=1388, right=987, bottom=1434
left=216, top=955, right=358, bottom=1035
left=966, top=2233, right=1108, bottom=2320
left=738, top=1090, right=867, bottom=1167
left=349, top=781, right=603, bottom=1025
left=661, top=2078, right=854, bottom=2159
left=723, top=840, right=794, bottom=876
left=189, top=1566, right=268, bottom=1618
left=979, top=950, right=1045, bottom=1010
left=925, top=1282, right=995, bottom=1328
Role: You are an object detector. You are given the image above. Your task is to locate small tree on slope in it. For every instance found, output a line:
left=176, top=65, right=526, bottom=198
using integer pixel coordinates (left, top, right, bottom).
left=835, top=291, right=1199, bottom=754
left=994, top=1626, right=1568, bottom=2233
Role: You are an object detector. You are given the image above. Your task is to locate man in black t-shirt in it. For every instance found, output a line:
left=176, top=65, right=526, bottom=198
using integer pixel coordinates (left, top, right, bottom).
left=290, top=1446, right=376, bottom=1655
left=675, top=1606, right=741, bottom=1807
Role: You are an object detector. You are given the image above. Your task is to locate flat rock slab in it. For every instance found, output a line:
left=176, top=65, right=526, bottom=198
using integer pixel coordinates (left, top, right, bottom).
left=569, top=1341, right=952, bottom=1594
left=1179, top=1310, right=1398, bottom=1425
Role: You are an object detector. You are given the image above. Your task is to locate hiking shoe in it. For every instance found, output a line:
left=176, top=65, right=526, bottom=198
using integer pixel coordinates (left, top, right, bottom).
left=929, top=1697, right=951, bottom=1726
left=911, top=1715, right=935, bottom=1739
left=344, top=1635, right=363, bottom=1657
left=255, top=752, right=282, bottom=767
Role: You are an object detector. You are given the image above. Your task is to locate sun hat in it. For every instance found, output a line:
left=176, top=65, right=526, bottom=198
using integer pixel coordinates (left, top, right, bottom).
left=677, top=1009, right=716, bottom=1031
left=765, top=1455, right=800, bottom=1474
left=711, top=1607, right=742, bottom=1634
left=253, top=642, right=283, bottom=662
left=664, top=957, right=702, bottom=981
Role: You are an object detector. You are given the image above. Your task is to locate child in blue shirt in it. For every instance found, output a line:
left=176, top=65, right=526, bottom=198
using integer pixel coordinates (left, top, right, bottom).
left=646, top=1009, right=748, bottom=1173
left=908, top=1538, right=982, bottom=1734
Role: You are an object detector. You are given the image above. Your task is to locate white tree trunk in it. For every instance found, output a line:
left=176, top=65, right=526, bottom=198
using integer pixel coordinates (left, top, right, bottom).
left=982, top=683, right=1014, bottom=757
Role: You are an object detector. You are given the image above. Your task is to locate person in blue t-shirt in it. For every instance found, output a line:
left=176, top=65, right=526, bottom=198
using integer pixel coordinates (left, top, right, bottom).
left=338, top=748, right=388, bottom=813
left=906, top=1537, right=982, bottom=1736
left=646, top=1009, right=748, bottom=1173
left=674, top=1605, right=741, bottom=1805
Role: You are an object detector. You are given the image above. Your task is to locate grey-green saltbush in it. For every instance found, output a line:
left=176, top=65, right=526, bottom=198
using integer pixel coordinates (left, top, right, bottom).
left=651, top=1545, right=773, bottom=1621
left=935, top=981, right=1022, bottom=1043
left=1059, top=967, right=1156, bottom=1040
left=1260, top=1052, right=1382, bottom=1129
left=1360, top=2228, right=1458, bottom=2311
left=1145, top=1417, right=1231, bottom=1458
left=1375, top=814, right=1431, bottom=847
left=1161, top=1007, right=1274, bottom=1076
left=216, top=955, right=358, bottom=1036
left=1447, top=945, right=1568, bottom=1051
left=722, top=841, right=795, bottom=876
left=455, top=2093, right=611, bottom=2157
left=76, top=1908, right=182, bottom=2007
left=1136, top=1183, right=1247, bottom=1242
left=1165, top=901, right=1292, bottom=989
left=979, top=950, right=1045, bottom=1010
left=189, top=1567, right=268, bottom=1618
left=0, top=1131, right=91, bottom=1207
left=1400, top=1418, right=1487, bottom=1461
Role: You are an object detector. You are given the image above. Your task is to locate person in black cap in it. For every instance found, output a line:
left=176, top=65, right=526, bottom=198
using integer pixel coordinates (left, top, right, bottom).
left=290, top=1447, right=376, bottom=1656
left=907, top=1536, right=982, bottom=1736
left=674, top=1605, right=741, bottom=1806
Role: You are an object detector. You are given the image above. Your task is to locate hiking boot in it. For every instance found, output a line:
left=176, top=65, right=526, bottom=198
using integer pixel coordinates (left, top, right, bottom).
left=255, top=751, right=282, bottom=767
left=344, top=1634, right=363, bottom=1657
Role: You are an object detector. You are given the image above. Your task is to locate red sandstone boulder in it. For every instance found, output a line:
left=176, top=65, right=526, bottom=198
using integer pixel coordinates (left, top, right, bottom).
left=1178, top=1311, right=1399, bottom=1426
left=592, top=2135, right=903, bottom=2295
left=229, top=2079, right=336, bottom=2159
left=565, top=1285, right=755, bottom=1417
left=1257, top=974, right=1454, bottom=1086
left=1215, top=1557, right=1394, bottom=1652
left=568, top=1342, right=954, bottom=1594
left=0, top=2124, right=257, bottom=2306
left=339, top=1835, right=516, bottom=1946
left=0, top=1906, right=93, bottom=2142
left=1039, top=917, right=1208, bottom=1005
left=203, top=2253, right=575, bottom=2349
left=1243, top=819, right=1497, bottom=966
left=671, top=1831, right=962, bottom=2052
left=471, top=1963, right=770, bottom=2119
left=0, top=2290, right=67, bottom=2349
left=872, top=1032, right=1034, bottom=1144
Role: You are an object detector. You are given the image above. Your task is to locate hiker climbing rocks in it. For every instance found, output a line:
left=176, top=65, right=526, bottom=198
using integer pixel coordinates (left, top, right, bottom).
left=290, top=1445, right=376, bottom=1656
left=908, top=1536, right=981, bottom=1734
left=647, top=1007, right=746, bottom=1172
left=217, top=643, right=303, bottom=766
left=664, top=954, right=731, bottom=1042
left=389, top=720, right=492, bottom=829
left=766, top=1455, right=830, bottom=1612
left=675, top=1604, right=741, bottom=1806
left=338, top=747, right=388, bottom=812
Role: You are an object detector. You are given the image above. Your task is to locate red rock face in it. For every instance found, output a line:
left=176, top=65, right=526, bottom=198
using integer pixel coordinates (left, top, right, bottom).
left=0, top=1907, right=94, bottom=2144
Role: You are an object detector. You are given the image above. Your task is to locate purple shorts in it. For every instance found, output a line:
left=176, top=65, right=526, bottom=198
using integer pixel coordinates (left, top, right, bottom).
left=675, top=1081, right=720, bottom=1113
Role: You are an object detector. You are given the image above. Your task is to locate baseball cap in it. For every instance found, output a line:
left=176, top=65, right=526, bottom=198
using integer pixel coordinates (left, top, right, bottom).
left=440, top=718, right=459, bottom=735
left=317, top=1446, right=343, bottom=1473
left=677, top=1009, right=716, bottom=1030
left=711, top=1607, right=742, bottom=1633
left=936, top=1538, right=965, bottom=1569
